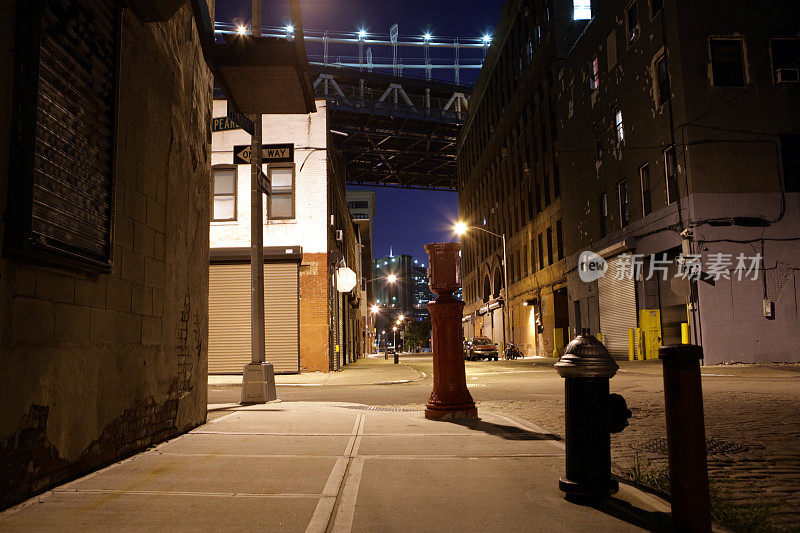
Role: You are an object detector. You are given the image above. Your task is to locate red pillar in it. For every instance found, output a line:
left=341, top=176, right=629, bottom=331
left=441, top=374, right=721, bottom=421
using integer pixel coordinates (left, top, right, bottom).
left=424, top=242, right=477, bottom=420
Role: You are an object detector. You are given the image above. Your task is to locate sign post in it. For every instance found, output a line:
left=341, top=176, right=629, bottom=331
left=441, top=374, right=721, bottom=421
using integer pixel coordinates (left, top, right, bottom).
left=242, top=0, right=276, bottom=404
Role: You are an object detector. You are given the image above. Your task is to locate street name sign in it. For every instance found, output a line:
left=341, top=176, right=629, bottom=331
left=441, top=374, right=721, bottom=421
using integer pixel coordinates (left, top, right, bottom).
left=233, top=143, right=294, bottom=164
left=211, top=109, right=255, bottom=135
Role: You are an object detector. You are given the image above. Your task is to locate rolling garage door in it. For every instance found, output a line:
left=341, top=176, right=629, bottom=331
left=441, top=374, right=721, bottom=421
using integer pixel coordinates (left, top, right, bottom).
left=597, top=255, right=638, bottom=360
left=209, top=262, right=300, bottom=374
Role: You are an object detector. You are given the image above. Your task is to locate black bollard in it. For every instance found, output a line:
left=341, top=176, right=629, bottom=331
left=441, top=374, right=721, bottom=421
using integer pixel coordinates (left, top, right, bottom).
left=660, top=344, right=711, bottom=532
left=555, top=332, right=630, bottom=501
left=394, top=349, right=399, bottom=364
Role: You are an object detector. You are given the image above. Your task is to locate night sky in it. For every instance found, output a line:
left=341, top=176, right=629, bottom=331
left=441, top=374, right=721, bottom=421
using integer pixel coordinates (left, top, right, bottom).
left=216, top=0, right=506, bottom=261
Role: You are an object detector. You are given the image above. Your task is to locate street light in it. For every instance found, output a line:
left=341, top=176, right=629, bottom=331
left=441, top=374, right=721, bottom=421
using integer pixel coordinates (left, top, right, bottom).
left=454, top=221, right=513, bottom=348
left=392, top=325, right=398, bottom=350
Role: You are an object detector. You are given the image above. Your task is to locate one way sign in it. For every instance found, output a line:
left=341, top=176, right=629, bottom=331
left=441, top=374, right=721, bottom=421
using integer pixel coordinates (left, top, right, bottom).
left=233, top=143, right=294, bottom=164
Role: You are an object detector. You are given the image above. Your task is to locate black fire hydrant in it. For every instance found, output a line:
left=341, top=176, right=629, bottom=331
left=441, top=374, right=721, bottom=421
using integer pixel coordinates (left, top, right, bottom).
left=555, top=331, right=631, bottom=501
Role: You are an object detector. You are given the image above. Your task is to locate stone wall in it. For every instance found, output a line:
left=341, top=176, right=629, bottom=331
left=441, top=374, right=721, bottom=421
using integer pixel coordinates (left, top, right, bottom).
left=0, top=4, right=212, bottom=509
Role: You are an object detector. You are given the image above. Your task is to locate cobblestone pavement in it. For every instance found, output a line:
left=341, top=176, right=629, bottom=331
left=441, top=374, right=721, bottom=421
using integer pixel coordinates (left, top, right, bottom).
left=396, top=361, right=800, bottom=531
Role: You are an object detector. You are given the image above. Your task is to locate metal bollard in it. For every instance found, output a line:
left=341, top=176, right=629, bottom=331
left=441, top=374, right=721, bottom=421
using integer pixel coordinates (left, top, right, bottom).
left=660, top=344, right=711, bottom=532
left=423, top=242, right=477, bottom=420
left=394, top=349, right=399, bottom=364
left=555, top=331, right=630, bottom=501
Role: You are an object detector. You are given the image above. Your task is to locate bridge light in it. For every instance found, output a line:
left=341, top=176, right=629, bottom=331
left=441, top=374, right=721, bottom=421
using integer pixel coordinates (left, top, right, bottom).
left=237, top=25, right=247, bottom=35
left=423, top=33, right=431, bottom=41
left=285, top=25, right=294, bottom=33
left=482, top=34, right=492, bottom=44
left=358, top=29, right=367, bottom=40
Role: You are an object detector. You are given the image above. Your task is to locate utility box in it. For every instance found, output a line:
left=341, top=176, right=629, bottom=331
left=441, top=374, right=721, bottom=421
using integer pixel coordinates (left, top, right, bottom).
left=242, top=362, right=277, bottom=403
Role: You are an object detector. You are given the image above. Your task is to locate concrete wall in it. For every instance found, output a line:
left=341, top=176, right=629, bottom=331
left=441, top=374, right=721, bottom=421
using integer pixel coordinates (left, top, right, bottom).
left=0, top=5, right=212, bottom=508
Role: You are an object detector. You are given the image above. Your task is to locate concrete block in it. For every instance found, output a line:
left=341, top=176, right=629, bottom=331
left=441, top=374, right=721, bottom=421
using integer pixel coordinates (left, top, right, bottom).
left=147, top=197, right=165, bottom=232
left=116, top=214, right=135, bottom=250
left=154, top=232, right=166, bottom=261
left=75, top=277, right=107, bottom=308
left=106, top=277, right=132, bottom=313
left=11, top=297, right=54, bottom=343
left=90, top=308, right=119, bottom=344
left=145, top=257, right=165, bottom=289
left=121, top=248, right=145, bottom=284
left=54, top=303, right=91, bottom=343
left=134, top=221, right=155, bottom=257
left=132, top=283, right=153, bottom=316
left=142, top=315, right=162, bottom=345
left=118, top=312, right=142, bottom=344
left=35, top=271, right=75, bottom=303
left=13, top=267, right=36, bottom=297
left=152, top=288, right=164, bottom=317
left=124, top=184, right=147, bottom=223
left=138, top=164, right=158, bottom=200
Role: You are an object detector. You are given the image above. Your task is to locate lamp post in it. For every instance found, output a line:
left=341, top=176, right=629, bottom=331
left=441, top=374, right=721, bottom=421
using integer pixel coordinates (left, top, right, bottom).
left=363, top=275, right=396, bottom=355
left=454, top=221, right=513, bottom=348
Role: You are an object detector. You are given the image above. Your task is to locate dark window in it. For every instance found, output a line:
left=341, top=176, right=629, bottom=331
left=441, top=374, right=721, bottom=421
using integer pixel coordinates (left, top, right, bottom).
left=599, top=193, right=608, bottom=237
left=618, top=180, right=629, bottom=227
left=268, top=164, right=295, bottom=219
left=353, top=213, right=369, bottom=220
left=212, top=168, right=237, bottom=221
left=782, top=134, right=800, bottom=192
left=556, top=220, right=564, bottom=260
left=640, top=163, right=652, bottom=216
left=626, top=1, right=640, bottom=43
left=710, top=38, right=745, bottom=86
left=538, top=233, right=544, bottom=270
left=665, top=147, right=678, bottom=203
left=554, top=163, right=561, bottom=198
left=348, top=200, right=369, bottom=209
left=771, top=38, right=800, bottom=84
left=6, top=0, right=120, bottom=270
left=546, top=227, right=553, bottom=266
left=523, top=244, right=528, bottom=276
left=656, top=56, right=670, bottom=105
left=543, top=174, right=551, bottom=206
left=650, top=0, right=663, bottom=16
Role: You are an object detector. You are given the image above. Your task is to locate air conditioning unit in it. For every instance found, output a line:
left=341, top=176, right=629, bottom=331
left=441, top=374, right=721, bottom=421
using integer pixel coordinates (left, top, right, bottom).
left=335, top=230, right=344, bottom=241
left=776, top=68, right=799, bottom=84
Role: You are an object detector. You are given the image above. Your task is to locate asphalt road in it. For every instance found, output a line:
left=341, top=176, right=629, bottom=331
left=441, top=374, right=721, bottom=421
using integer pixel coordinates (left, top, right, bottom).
left=207, top=355, right=563, bottom=406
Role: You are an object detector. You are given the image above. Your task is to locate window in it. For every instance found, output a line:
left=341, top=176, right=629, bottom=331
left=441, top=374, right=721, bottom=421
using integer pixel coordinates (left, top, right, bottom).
left=6, top=0, right=120, bottom=270
left=618, top=180, right=629, bottom=227
left=554, top=163, right=561, bottom=198
left=664, top=147, right=678, bottom=203
left=556, top=220, right=564, bottom=260
left=348, top=200, right=369, bottom=209
left=615, top=110, right=624, bottom=143
left=650, top=0, right=663, bottom=17
left=538, top=233, right=544, bottom=270
left=268, top=164, right=295, bottom=219
left=656, top=55, right=670, bottom=105
left=640, top=163, right=652, bottom=216
left=353, top=213, right=369, bottom=220
left=781, top=134, right=800, bottom=192
left=606, top=30, right=618, bottom=70
left=590, top=56, right=600, bottom=90
left=212, top=167, right=237, bottom=221
left=543, top=174, right=551, bottom=206
left=546, top=227, right=553, bottom=266
left=771, top=38, right=800, bottom=84
left=626, top=1, right=640, bottom=44
left=710, top=38, right=745, bottom=86
left=599, top=193, right=608, bottom=237
left=573, top=0, right=591, bottom=20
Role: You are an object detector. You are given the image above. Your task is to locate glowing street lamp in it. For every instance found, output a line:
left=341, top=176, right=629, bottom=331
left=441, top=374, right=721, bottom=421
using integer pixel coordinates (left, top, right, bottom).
left=237, top=25, right=247, bottom=35
left=371, top=305, right=380, bottom=314
left=455, top=220, right=512, bottom=347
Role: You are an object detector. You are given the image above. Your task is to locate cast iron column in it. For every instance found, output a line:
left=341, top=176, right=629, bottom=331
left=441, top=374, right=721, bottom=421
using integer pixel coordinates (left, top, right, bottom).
left=424, top=242, right=477, bottom=420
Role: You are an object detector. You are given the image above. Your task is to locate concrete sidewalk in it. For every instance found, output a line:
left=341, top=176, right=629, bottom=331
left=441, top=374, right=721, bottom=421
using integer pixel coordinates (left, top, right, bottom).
left=208, top=355, right=425, bottom=387
left=0, top=402, right=673, bottom=532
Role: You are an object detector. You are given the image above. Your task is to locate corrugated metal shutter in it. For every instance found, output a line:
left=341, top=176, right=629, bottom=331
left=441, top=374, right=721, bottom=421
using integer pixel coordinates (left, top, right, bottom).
left=598, top=256, right=638, bottom=360
left=492, top=307, right=504, bottom=344
left=209, top=263, right=299, bottom=374
left=264, top=262, right=300, bottom=373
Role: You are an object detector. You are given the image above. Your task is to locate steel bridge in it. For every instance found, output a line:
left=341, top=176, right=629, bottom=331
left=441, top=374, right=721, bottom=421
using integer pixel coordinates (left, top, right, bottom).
left=215, top=23, right=478, bottom=190
left=311, top=64, right=470, bottom=190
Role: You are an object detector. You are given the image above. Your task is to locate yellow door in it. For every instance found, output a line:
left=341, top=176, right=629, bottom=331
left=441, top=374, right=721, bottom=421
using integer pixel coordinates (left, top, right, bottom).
left=638, top=309, right=662, bottom=360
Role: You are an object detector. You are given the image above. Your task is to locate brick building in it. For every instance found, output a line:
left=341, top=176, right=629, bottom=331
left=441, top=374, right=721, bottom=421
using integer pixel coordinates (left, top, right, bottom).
left=558, top=0, right=800, bottom=363
left=457, top=0, right=587, bottom=356
left=209, top=98, right=364, bottom=373
left=0, top=1, right=213, bottom=508
left=458, top=0, right=800, bottom=363
left=346, top=189, right=375, bottom=354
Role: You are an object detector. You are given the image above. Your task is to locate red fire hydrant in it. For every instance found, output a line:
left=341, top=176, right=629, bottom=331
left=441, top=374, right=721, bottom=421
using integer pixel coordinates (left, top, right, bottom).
left=424, top=242, right=477, bottom=420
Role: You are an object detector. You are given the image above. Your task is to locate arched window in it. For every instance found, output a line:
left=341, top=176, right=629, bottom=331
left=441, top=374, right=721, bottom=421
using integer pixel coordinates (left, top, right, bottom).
left=482, top=274, right=491, bottom=302
left=493, top=269, right=502, bottom=299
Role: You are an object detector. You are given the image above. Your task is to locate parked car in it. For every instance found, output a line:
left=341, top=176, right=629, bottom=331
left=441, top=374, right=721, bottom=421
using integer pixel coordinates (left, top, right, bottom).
left=464, top=337, right=499, bottom=361
left=386, top=346, right=396, bottom=356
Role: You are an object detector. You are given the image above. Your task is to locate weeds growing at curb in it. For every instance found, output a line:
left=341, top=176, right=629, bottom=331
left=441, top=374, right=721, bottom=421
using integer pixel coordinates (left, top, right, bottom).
left=623, top=454, right=777, bottom=533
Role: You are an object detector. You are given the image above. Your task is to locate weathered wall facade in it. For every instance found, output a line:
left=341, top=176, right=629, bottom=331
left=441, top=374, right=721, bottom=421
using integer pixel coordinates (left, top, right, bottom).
left=558, top=0, right=800, bottom=363
left=0, top=2, right=212, bottom=509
